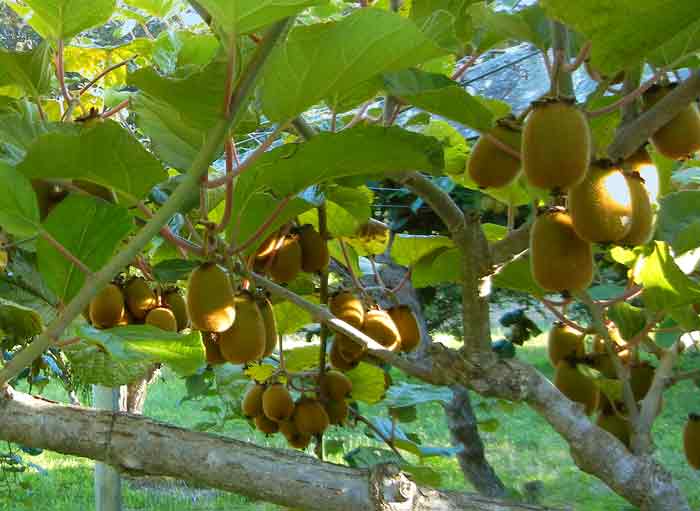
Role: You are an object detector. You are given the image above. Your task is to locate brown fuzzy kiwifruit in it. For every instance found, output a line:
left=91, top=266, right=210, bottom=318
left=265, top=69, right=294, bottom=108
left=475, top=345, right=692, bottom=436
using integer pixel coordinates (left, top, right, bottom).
left=279, top=421, right=312, bottom=449
left=255, top=294, right=278, bottom=358
left=254, top=414, right=280, bottom=435
left=329, top=291, right=365, bottom=329
left=203, top=335, right=226, bottom=365
left=262, top=383, right=295, bottom=422
left=325, top=399, right=349, bottom=425
left=596, top=411, right=630, bottom=448
left=297, top=224, right=329, bottom=273
left=268, top=234, right=302, bottom=283
left=218, top=291, right=266, bottom=365
left=388, top=305, right=421, bottom=353
left=320, top=370, right=352, bottom=400
left=336, top=333, right=366, bottom=361
left=684, top=413, right=700, bottom=469
left=522, top=98, right=591, bottom=190
left=547, top=323, right=585, bottom=367
left=554, top=359, right=599, bottom=415
left=255, top=231, right=280, bottom=261
left=242, top=384, right=266, bottom=418
left=186, top=263, right=236, bottom=333
left=530, top=208, right=594, bottom=292
left=468, top=118, right=522, bottom=188
left=116, top=306, right=131, bottom=326
left=293, top=398, right=330, bottom=436
left=145, top=307, right=178, bottom=332
left=163, top=290, right=189, bottom=331
left=89, top=283, right=125, bottom=329
left=330, top=340, right=360, bottom=372
left=569, top=160, right=632, bottom=243
left=630, top=362, right=655, bottom=402
left=643, top=84, right=700, bottom=160
left=625, top=145, right=654, bottom=171
left=619, top=172, right=654, bottom=246
left=124, top=277, right=157, bottom=320
left=362, top=309, right=401, bottom=351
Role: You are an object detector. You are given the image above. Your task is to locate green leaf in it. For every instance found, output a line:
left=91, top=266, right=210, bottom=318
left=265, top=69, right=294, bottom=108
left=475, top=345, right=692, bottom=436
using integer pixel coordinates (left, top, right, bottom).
left=383, top=382, right=454, bottom=408
left=346, top=362, right=387, bottom=404
left=151, top=259, right=200, bottom=283
left=409, top=0, right=474, bottom=53
left=77, top=324, right=205, bottom=376
left=19, top=121, right=167, bottom=201
left=411, top=248, right=461, bottom=288
left=610, top=246, right=639, bottom=267
left=0, top=43, right=53, bottom=99
left=391, top=234, right=454, bottom=267
left=197, top=0, right=327, bottom=37
left=657, top=191, right=700, bottom=255
left=329, top=239, right=361, bottom=277
left=0, top=298, right=43, bottom=339
left=383, top=69, right=494, bottom=133
left=608, top=302, right=646, bottom=341
left=420, top=120, right=469, bottom=176
left=245, top=363, right=276, bottom=383
left=273, top=298, right=316, bottom=335
left=492, top=254, right=544, bottom=297
left=152, top=31, right=220, bottom=75
left=638, top=242, right=700, bottom=311
left=0, top=163, right=40, bottom=238
left=63, top=342, right=154, bottom=387
left=400, top=464, right=443, bottom=487
left=8, top=0, right=118, bottom=40
left=261, top=8, right=446, bottom=121
left=37, top=195, right=133, bottom=302
left=235, top=126, right=444, bottom=199
left=284, top=345, right=320, bottom=372
left=123, top=0, right=176, bottom=18
left=541, top=0, right=700, bottom=74
left=469, top=1, right=536, bottom=53
left=344, top=446, right=403, bottom=468
left=0, top=102, right=58, bottom=166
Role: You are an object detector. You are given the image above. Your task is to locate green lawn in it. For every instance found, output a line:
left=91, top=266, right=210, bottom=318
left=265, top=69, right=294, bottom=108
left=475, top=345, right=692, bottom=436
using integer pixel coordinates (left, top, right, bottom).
left=2, top=330, right=700, bottom=511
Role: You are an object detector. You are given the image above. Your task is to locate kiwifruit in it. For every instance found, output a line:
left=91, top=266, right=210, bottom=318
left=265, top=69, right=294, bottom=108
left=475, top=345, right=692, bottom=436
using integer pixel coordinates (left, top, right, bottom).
left=329, top=291, right=364, bottom=329
left=242, top=384, right=266, bottom=418
left=547, top=323, right=585, bottom=367
left=336, top=333, right=366, bottom=361
left=218, top=291, right=266, bottom=365
left=255, top=294, right=278, bottom=358
left=0, top=249, right=7, bottom=273
left=619, top=172, right=654, bottom=246
left=320, top=370, right=352, bottom=400
left=255, top=231, right=280, bottom=261
left=554, top=359, right=599, bottom=415
left=116, top=306, right=131, bottom=326
left=186, top=263, right=236, bottom=333
left=268, top=234, right=302, bottom=283
left=254, top=414, right=280, bottom=435
left=73, top=180, right=115, bottom=203
left=522, top=98, right=590, bottom=190
left=630, top=362, right=655, bottom=402
left=569, top=160, right=632, bottom=243
left=643, top=84, right=700, bottom=160
left=163, top=291, right=189, bottom=331
left=684, top=413, right=700, bottom=469
left=530, top=208, right=594, bottom=292
left=330, top=340, right=360, bottom=372
left=124, top=277, right=157, bottom=320
left=362, top=309, right=401, bottom=351
left=279, top=421, right=312, bottom=449
left=388, top=305, right=420, bottom=353
left=203, top=335, right=226, bottom=365
left=262, top=383, right=295, bottom=422
left=145, top=307, right=178, bottom=332
left=625, top=145, right=653, bottom=171
left=596, top=411, right=630, bottom=448
left=468, top=119, right=522, bottom=188
left=324, top=399, right=349, bottom=425
left=293, top=398, right=330, bottom=435
left=297, top=224, right=329, bottom=273
left=89, top=284, right=125, bottom=329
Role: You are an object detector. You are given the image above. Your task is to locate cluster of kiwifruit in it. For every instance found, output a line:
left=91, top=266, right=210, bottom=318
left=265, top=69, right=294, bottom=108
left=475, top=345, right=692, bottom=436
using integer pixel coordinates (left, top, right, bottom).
left=86, top=276, right=188, bottom=332
left=548, top=323, right=658, bottom=449
left=253, top=224, right=329, bottom=284
left=242, top=370, right=352, bottom=449
left=186, top=262, right=277, bottom=366
left=328, top=290, right=420, bottom=370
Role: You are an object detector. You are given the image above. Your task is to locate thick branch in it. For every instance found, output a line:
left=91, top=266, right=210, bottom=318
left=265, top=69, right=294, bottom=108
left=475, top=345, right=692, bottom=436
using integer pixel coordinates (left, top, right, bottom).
left=608, top=70, right=700, bottom=160
left=0, top=388, right=559, bottom=511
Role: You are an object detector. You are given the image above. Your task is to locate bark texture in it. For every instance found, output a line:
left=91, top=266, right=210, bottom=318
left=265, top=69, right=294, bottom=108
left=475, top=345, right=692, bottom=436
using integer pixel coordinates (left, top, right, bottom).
left=0, top=387, right=563, bottom=511
left=126, top=365, right=159, bottom=414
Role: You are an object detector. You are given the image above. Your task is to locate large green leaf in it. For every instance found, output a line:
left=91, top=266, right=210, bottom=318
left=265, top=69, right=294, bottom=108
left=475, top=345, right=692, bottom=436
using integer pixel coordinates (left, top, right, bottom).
left=76, top=324, right=205, bottom=376
left=638, top=242, right=700, bottom=311
left=0, top=43, right=53, bottom=99
left=124, top=0, right=177, bottom=18
left=152, top=31, right=220, bottom=75
left=492, top=254, right=544, bottom=297
left=235, top=126, right=444, bottom=201
left=420, top=120, right=469, bottom=176
left=391, top=234, right=454, bottom=267
left=37, top=195, right=133, bottom=302
left=0, top=298, right=43, bottom=339
left=0, top=163, right=40, bottom=238
left=469, top=1, right=536, bottom=53
left=261, top=8, right=446, bottom=121
left=410, top=0, right=474, bottom=53
left=608, top=302, right=646, bottom=341
left=63, top=342, right=154, bottom=387
left=7, top=0, right=118, bottom=40
left=411, top=247, right=461, bottom=288
left=299, top=186, right=373, bottom=238
left=541, top=0, right=700, bottom=74
left=18, top=120, right=167, bottom=201
left=656, top=191, right=700, bottom=255
left=0, top=103, right=58, bottom=166
left=273, top=297, right=316, bottom=335
left=346, top=362, right=387, bottom=404
left=383, top=69, right=494, bottom=133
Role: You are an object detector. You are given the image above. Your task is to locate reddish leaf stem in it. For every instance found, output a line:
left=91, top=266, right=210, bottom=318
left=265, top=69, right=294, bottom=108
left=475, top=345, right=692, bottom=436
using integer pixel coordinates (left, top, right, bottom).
left=39, top=229, right=93, bottom=277
left=101, top=99, right=130, bottom=119
left=230, top=196, right=292, bottom=255
left=79, top=57, right=135, bottom=96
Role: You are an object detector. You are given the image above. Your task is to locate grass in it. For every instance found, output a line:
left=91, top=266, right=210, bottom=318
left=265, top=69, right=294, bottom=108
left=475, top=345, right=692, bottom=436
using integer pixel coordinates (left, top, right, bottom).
left=2, top=327, right=700, bottom=510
